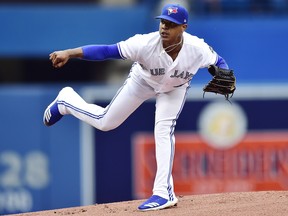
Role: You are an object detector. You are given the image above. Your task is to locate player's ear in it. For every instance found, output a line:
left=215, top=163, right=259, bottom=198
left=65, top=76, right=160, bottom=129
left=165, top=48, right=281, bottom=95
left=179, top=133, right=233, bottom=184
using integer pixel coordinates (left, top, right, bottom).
left=181, top=24, right=187, bottom=32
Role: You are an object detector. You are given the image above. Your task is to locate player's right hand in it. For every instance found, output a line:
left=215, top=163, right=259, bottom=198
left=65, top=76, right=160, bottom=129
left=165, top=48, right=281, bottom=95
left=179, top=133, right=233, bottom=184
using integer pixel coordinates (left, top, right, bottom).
left=49, top=50, right=69, bottom=68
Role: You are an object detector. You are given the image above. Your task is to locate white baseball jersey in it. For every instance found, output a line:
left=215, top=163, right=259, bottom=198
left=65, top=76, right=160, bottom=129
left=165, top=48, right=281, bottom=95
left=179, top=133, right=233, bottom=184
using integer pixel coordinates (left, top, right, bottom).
left=117, top=31, right=217, bottom=93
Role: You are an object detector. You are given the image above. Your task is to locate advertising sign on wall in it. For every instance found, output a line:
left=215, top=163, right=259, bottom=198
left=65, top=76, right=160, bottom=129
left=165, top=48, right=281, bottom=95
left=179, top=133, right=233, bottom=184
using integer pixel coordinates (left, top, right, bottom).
left=133, top=131, right=288, bottom=198
left=132, top=100, right=288, bottom=199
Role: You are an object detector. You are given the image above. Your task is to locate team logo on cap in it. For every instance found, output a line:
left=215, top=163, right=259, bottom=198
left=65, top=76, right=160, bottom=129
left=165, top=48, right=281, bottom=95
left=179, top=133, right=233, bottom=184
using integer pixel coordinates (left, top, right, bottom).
left=167, top=7, right=178, bottom=15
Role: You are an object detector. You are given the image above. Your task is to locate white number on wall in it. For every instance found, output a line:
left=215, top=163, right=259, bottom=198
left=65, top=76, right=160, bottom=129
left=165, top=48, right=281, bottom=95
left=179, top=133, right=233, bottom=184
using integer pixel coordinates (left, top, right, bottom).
left=0, top=151, right=50, bottom=189
left=0, top=151, right=22, bottom=187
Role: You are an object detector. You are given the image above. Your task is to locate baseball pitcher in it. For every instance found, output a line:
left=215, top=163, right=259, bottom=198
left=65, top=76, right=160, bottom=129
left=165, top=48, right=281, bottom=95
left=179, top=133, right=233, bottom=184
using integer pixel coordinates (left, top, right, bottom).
left=44, top=3, right=235, bottom=211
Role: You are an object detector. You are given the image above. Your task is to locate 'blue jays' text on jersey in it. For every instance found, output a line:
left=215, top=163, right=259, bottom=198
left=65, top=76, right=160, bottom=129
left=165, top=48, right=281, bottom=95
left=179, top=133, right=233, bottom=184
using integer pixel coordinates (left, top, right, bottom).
left=117, top=31, right=217, bottom=93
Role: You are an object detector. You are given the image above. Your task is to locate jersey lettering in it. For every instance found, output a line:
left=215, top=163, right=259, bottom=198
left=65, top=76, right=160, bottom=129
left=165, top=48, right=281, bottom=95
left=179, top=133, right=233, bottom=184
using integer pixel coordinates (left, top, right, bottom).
left=150, top=68, right=165, bottom=76
left=170, top=70, right=193, bottom=80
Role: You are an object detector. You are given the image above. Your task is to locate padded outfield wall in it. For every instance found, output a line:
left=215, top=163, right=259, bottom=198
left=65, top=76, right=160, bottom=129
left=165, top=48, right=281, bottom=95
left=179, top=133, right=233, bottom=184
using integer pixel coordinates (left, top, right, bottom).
left=1, top=83, right=288, bottom=215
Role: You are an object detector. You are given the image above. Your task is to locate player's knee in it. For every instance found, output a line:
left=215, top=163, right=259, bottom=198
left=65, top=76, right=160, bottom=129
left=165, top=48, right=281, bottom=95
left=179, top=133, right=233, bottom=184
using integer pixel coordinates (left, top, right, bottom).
left=99, top=127, right=112, bottom=132
left=154, top=120, right=172, bottom=136
left=98, top=123, right=117, bottom=132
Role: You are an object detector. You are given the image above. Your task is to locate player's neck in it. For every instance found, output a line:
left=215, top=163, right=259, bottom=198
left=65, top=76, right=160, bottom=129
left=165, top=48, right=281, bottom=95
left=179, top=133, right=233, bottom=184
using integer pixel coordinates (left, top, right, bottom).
left=163, top=36, right=183, bottom=50
left=162, top=36, right=183, bottom=60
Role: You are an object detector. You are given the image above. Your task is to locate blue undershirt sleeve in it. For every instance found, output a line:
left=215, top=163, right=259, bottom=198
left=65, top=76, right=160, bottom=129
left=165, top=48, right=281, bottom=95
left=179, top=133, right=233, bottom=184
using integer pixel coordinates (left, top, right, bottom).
left=82, top=44, right=122, bottom=60
left=215, top=54, right=229, bottom=69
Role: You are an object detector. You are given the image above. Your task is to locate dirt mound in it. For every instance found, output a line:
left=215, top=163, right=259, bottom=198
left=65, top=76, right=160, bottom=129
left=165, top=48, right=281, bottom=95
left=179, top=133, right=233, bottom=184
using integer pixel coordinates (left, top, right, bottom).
left=12, top=191, right=288, bottom=216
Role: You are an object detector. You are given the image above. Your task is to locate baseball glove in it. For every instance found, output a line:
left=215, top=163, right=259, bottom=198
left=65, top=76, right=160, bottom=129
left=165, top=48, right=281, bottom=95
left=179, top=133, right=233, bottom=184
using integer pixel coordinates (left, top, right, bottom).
left=203, top=65, right=236, bottom=102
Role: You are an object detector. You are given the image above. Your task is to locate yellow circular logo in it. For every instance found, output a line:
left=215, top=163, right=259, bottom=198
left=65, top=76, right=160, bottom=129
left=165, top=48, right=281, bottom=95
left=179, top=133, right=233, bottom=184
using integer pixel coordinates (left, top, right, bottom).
left=198, top=101, right=247, bottom=149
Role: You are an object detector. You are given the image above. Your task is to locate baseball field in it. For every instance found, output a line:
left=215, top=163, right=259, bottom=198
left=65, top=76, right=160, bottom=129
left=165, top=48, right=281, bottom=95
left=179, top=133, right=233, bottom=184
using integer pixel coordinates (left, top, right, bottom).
left=11, top=191, right=288, bottom=216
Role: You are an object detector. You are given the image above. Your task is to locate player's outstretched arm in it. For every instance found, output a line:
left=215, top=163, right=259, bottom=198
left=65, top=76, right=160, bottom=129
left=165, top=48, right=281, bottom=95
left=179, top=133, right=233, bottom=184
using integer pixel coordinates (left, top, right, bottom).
left=49, top=44, right=122, bottom=68
left=49, top=48, right=83, bottom=68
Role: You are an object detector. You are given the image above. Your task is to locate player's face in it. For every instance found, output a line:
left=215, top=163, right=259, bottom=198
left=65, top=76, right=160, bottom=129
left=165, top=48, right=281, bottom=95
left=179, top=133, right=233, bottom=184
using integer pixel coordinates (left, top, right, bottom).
left=159, top=19, right=187, bottom=43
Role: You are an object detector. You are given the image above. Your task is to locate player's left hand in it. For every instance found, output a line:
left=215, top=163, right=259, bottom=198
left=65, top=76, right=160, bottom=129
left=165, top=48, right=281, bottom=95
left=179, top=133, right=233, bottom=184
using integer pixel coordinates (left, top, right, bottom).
left=203, top=65, right=236, bottom=102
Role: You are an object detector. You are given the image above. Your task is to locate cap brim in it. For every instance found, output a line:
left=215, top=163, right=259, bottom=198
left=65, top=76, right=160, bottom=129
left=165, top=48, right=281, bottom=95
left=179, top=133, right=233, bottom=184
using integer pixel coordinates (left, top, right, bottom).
left=155, top=15, right=182, bottom=25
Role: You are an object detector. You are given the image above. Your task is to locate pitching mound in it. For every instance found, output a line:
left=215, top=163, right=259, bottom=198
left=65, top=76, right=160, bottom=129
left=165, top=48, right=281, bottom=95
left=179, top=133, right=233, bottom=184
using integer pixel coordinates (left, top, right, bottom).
left=12, top=191, right=288, bottom=216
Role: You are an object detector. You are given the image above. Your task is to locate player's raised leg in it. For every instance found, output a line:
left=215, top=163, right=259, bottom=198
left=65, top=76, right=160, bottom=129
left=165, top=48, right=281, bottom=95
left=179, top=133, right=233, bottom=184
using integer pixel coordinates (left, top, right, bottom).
left=43, top=73, right=155, bottom=130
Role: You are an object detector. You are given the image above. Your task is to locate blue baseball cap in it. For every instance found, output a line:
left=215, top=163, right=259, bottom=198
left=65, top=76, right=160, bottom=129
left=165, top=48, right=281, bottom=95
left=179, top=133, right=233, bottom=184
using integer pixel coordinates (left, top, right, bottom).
left=155, top=4, right=188, bottom=25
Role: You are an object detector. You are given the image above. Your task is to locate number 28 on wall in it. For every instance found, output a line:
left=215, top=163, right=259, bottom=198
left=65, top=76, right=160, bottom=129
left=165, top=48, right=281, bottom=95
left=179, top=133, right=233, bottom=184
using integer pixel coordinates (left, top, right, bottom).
left=0, top=150, right=50, bottom=189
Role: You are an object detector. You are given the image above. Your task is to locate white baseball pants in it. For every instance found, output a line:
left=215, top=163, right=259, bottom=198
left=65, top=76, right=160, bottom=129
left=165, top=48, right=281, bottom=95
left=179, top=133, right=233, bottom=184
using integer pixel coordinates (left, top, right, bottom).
left=57, top=67, right=189, bottom=201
